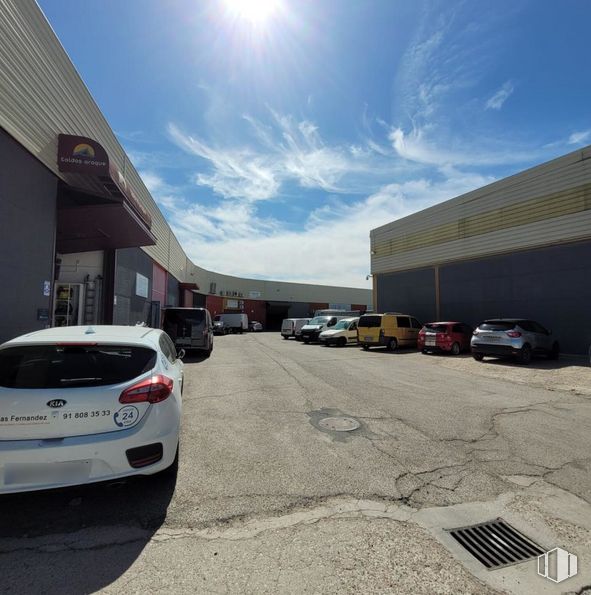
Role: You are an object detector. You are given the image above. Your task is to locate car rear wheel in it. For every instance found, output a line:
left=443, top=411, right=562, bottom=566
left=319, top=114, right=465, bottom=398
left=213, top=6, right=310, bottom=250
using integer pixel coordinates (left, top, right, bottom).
left=362, top=344, right=370, bottom=351
left=548, top=342, right=560, bottom=360
left=473, top=353, right=484, bottom=361
left=303, top=338, right=310, bottom=344
left=387, top=338, right=398, bottom=351
left=282, top=335, right=288, bottom=340
left=451, top=342, right=460, bottom=356
left=519, top=344, right=532, bottom=365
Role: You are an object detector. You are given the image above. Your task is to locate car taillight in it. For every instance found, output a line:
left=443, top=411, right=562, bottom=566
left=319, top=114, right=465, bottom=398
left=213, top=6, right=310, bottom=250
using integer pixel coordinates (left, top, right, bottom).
left=506, top=330, right=522, bottom=338
left=120, top=375, right=173, bottom=404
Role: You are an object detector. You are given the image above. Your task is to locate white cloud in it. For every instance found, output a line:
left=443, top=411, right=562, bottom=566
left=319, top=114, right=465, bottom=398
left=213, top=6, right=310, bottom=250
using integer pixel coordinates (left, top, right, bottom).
left=567, top=129, right=591, bottom=145
left=168, top=123, right=280, bottom=201
left=388, top=125, right=535, bottom=167
left=167, top=112, right=387, bottom=202
left=485, top=81, right=514, bottom=110
left=154, top=168, right=493, bottom=288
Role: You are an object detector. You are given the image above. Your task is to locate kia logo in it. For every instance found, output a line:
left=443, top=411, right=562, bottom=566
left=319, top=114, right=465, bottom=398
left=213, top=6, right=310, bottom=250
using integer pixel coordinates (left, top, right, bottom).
left=47, top=399, right=67, bottom=408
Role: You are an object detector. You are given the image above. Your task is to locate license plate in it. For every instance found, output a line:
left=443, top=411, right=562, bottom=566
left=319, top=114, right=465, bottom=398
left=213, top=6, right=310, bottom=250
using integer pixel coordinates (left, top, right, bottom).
left=4, top=461, right=91, bottom=486
left=486, top=335, right=500, bottom=341
left=425, top=338, right=436, bottom=346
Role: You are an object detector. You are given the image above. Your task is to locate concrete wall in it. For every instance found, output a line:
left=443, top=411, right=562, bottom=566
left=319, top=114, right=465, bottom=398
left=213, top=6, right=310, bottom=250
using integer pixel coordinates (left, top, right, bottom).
left=58, top=251, right=103, bottom=284
left=113, top=247, right=153, bottom=326
left=0, top=129, right=57, bottom=343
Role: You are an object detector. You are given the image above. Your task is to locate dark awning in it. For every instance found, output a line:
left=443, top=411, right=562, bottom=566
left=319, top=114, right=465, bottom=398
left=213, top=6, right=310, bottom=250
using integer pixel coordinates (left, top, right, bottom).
left=179, top=282, right=200, bottom=292
left=56, top=134, right=156, bottom=253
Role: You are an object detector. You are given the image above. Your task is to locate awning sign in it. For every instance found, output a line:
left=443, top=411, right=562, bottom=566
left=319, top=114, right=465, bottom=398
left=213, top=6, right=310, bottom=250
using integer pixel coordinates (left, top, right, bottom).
left=58, top=134, right=109, bottom=175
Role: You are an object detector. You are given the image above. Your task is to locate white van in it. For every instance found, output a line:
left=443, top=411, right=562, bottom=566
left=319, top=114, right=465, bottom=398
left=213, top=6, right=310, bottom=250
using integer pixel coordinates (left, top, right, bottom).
left=300, top=315, right=348, bottom=343
left=281, top=318, right=310, bottom=340
left=214, top=313, right=248, bottom=334
left=319, top=317, right=359, bottom=347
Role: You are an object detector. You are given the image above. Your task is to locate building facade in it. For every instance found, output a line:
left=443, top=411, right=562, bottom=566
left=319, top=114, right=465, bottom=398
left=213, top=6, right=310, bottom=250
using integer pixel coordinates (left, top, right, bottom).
left=0, top=0, right=371, bottom=343
left=370, top=146, right=591, bottom=354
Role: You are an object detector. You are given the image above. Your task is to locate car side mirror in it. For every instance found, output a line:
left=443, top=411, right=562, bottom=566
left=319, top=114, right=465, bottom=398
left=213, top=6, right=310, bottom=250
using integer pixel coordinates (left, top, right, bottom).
left=177, top=348, right=186, bottom=360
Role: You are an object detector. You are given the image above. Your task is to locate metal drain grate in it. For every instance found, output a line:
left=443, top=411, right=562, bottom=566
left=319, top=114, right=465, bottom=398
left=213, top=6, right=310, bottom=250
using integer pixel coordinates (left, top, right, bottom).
left=446, top=518, right=545, bottom=570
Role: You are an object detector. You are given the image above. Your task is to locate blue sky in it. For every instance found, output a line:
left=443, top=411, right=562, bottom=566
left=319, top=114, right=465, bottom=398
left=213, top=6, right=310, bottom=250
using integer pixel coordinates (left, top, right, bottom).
left=39, top=0, right=591, bottom=287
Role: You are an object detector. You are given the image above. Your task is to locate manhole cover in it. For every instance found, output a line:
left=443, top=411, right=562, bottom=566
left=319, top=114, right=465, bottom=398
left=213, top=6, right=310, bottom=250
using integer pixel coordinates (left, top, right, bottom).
left=318, top=416, right=360, bottom=432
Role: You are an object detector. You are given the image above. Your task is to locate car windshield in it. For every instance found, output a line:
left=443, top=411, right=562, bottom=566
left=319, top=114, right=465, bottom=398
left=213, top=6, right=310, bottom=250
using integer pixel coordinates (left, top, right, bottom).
left=424, top=324, right=448, bottom=333
left=0, top=344, right=156, bottom=389
left=307, top=317, right=330, bottom=325
left=332, top=320, right=350, bottom=330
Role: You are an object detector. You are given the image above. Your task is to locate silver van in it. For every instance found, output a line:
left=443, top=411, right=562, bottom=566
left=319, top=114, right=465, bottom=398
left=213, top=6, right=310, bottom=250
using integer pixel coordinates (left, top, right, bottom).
left=281, top=318, right=310, bottom=340
left=163, top=307, right=213, bottom=357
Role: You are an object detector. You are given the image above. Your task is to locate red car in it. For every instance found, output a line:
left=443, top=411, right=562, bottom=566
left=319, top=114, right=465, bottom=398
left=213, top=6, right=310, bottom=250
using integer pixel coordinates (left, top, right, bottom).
left=418, top=321, right=473, bottom=355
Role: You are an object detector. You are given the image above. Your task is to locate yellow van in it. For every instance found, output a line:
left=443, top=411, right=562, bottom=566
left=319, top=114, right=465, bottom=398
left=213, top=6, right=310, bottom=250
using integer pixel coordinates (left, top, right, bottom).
left=358, top=313, right=422, bottom=351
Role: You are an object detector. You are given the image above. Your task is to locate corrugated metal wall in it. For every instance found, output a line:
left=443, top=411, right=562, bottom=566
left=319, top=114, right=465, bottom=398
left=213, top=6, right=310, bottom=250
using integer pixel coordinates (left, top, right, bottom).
left=371, top=148, right=591, bottom=274
left=0, top=0, right=371, bottom=306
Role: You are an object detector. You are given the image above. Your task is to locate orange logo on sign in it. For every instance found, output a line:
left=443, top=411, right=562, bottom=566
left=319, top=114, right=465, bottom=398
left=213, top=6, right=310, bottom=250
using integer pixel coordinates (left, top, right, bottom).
left=72, top=143, right=95, bottom=158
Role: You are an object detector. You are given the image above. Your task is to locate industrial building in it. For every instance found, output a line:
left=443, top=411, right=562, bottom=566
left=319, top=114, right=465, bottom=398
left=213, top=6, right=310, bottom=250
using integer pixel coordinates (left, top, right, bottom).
left=0, top=0, right=370, bottom=344
left=370, top=146, right=591, bottom=354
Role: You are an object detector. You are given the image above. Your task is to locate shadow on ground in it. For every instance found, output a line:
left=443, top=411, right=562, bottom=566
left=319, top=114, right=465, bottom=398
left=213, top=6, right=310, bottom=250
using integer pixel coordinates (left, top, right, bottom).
left=0, top=470, right=176, bottom=594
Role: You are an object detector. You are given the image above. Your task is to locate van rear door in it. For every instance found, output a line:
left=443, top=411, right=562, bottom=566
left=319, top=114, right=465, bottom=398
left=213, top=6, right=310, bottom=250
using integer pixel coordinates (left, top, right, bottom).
left=163, top=309, right=206, bottom=347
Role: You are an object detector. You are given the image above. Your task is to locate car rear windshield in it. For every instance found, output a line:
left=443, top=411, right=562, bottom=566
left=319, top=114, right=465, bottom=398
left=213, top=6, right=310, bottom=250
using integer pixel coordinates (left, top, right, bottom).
left=0, top=344, right=157, bottom=389
left=164, top=310, right=205, bottom=326
left=163, top=309, right=205, bottom=337
left=424, top=324, right=448, bottom=333
left=359, top=315, right=381, bottom=327
left=479, top=321, right=518, bottom=331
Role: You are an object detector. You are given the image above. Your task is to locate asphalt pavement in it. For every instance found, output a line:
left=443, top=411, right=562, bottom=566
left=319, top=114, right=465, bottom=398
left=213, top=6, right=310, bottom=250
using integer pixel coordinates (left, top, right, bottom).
left=1, top=332, right=590, bottom=594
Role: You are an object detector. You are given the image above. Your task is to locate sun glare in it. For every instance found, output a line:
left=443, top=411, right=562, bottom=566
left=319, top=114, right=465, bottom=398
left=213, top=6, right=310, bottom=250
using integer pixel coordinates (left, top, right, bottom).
left=223, top=0, right=280, bottom=25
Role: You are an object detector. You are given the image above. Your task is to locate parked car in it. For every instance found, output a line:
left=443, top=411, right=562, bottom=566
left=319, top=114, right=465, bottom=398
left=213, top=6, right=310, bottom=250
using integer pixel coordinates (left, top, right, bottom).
left=249, top=321, right=263, bottom=332
left=319, top=317, right=359, bottom=346
left=0, top=325, right=183, bottom=494
left=358, top=313, right=422, bottom=351
left=213, top=320, right=229, bottom=335
left=300, top=316, right=344, bottom=343
left=418, top=321, right=473, bottom=355
left=471, top=318, right=559, bottom=364
left=281, top=318, right=310, bottom=340
left=214, top=313, right=248, bottom=334
left=162, top=307, right=213, bottom=357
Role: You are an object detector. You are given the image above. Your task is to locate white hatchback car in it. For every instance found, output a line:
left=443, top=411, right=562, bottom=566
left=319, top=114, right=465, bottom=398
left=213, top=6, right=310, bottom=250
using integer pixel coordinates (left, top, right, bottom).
left=0, top=325, right=183, bottom=494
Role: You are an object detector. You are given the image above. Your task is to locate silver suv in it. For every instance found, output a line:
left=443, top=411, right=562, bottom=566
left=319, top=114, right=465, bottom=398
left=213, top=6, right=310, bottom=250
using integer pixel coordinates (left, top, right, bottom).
left=471, top=319, right=559, bottom=365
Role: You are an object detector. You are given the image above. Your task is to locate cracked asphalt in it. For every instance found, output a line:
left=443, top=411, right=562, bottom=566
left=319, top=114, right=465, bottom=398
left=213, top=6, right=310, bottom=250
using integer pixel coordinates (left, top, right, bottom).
left=1, top=333, right=591, bottom=594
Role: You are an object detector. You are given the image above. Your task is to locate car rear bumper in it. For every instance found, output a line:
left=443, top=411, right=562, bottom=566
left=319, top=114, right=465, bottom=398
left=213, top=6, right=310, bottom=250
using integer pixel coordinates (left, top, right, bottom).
left=175, top=337, right=208, bottom=349
left=301, top=331, right=321, bottom=341
left=471, top=342, right=520, bottom=356
left=0, top=407, right=180, bottom=494
left=420, top=344, right=451, bottom=352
